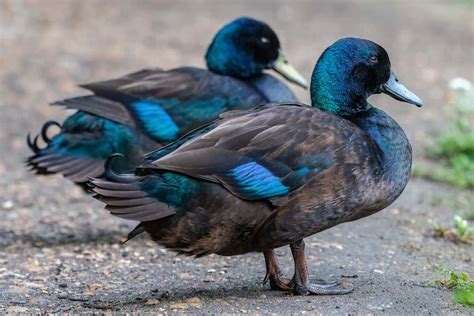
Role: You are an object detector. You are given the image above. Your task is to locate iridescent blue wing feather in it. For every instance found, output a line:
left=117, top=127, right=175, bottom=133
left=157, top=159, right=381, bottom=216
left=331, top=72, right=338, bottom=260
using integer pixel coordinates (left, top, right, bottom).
left=142, top=104, right=339, bottom=201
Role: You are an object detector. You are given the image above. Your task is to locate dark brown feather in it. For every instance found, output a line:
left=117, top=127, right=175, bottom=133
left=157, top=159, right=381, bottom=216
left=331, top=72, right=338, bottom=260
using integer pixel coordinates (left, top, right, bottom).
left=52, top=96, right=137, bottom=128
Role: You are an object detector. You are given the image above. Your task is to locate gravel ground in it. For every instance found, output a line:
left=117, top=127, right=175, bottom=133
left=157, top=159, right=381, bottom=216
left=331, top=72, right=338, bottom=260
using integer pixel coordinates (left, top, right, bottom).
left=0, top=0, right=473, bottom=314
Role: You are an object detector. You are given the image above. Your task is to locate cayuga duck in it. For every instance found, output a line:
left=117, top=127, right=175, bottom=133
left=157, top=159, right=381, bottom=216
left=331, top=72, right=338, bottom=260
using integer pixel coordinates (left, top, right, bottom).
left=26, top=17, right=306, bottom=188
left=89, top=37, right=422, bottom=295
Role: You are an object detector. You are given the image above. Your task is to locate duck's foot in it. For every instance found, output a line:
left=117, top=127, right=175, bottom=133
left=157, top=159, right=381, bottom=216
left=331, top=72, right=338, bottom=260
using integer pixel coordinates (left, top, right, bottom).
left=290, top=240, right=354, bottom=296
left=263, top=249, right=293, bottom=291
left=294, top=281, right=354, bottom=295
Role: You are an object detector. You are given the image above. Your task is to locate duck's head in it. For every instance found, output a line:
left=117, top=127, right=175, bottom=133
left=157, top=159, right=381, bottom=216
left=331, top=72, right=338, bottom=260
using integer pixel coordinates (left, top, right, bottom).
left=310, top=37, right=423, bottom=116
left=205, top=17, right=307, bottom=88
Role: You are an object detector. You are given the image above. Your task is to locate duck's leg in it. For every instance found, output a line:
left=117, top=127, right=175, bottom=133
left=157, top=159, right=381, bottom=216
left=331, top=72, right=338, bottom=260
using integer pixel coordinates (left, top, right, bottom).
left=263, top=249, right=293, bottom=291
left=290, top=240, right=354, bottom=295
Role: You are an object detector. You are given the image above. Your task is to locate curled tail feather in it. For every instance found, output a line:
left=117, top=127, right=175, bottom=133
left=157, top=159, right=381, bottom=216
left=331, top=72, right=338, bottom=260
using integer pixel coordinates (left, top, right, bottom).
left=26, top=120, right=105, bottom=185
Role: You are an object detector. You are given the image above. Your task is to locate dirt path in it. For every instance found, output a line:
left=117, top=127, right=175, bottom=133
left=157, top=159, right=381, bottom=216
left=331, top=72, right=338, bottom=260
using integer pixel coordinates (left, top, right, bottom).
left=1, top=0, right=473, bottom=313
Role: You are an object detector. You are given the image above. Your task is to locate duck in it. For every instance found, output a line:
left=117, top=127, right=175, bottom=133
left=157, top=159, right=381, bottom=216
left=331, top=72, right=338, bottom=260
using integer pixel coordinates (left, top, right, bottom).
left=89, top=37, right=423, bottom=295
left=26, top=17, right=307, bottom=188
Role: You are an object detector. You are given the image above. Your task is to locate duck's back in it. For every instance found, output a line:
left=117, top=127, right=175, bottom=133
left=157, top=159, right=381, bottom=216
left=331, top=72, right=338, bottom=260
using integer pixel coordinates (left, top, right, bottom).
left=27, top=67, right=296, bottom=186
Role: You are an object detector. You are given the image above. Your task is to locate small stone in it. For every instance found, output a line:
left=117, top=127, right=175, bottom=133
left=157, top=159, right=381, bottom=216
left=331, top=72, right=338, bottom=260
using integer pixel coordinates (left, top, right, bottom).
left=57, top=293, right=68, bottom=299
left=6, top=306, right=29, bottom=313
left=207, top=268, right=216, bottom=273
left=59, top=283, right=68, bottom=288
left=373, top=269, right=384, bottom=274
left=1, top=200, right=13, bottom=210
left=88, top=283, right=102, bottom=291
left=186, top=297, right=202, bottom=307
left=169, top=303, right=189, bottom=310
left=145, top=298, right=160, bottom=305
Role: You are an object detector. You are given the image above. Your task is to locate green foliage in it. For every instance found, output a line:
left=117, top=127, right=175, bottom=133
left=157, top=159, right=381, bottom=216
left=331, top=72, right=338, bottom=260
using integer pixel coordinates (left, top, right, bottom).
left=431, top=215, right=473, bottom=244
left=414, top=78, right=474, bottom=189
left=464, top=209, right=474, bottom=221
left=454, top=215, right=474, bottom=242
left=425, top=118, right=474, bottom=189
left=454, top=283, right=474, bottom=307
left=432, top=221, right=446, bottom=238
left=427, top=266, right=474, bottom=307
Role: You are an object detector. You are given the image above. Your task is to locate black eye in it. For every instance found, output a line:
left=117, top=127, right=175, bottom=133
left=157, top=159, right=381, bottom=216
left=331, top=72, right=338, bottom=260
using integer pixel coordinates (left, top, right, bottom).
left=369, top=56, right=378, bottom=63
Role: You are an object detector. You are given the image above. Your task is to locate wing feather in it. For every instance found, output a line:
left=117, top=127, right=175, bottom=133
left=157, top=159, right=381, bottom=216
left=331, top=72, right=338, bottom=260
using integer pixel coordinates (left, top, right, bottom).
left=140, top=105, right=348, bottom=201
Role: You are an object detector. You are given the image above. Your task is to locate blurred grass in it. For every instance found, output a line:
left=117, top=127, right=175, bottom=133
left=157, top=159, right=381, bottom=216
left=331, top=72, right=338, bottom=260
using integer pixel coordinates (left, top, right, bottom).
left=455, top=0, right=474, bottom=8
left=413, top=78, right=474, bottom=189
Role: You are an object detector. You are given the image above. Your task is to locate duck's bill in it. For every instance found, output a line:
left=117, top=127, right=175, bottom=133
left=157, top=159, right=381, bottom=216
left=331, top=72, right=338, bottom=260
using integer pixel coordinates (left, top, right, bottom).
left=272, top=51, right=308, bottom=89
left=380, top=71, right=423, bottom=107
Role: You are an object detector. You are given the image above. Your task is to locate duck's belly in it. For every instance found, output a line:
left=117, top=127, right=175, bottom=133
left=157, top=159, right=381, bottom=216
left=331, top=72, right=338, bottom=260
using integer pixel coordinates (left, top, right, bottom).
left=143, top=183, right=274, bottom=256
left=142, top=170, right=389, bottom=256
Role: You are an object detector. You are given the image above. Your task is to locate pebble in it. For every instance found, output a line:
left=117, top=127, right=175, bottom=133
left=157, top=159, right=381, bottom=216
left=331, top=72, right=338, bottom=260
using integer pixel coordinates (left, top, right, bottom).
left=145, top=298, right=160, bottom=305
left=1, top=200, right=14, bottom=210
left=57, top=293, right=68, bottom=299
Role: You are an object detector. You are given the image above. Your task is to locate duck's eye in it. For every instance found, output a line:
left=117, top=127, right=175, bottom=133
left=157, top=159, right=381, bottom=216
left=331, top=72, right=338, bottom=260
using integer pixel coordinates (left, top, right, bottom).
left=369, top=56, right=378, bottom=63
left=260, top=37, right=270, bottom=44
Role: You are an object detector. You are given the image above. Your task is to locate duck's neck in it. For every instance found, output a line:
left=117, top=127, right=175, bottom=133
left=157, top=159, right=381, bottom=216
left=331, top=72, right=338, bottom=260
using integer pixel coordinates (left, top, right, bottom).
left=348, top=107, right=412, bottom=196
left=310, top=53, right=372, bottom=117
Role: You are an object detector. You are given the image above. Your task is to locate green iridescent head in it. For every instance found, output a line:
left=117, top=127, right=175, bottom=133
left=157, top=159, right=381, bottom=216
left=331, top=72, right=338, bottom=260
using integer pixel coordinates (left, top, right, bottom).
left=311, top=38, right=423, bottom=116
left=205, top=17, right=307, bottom=88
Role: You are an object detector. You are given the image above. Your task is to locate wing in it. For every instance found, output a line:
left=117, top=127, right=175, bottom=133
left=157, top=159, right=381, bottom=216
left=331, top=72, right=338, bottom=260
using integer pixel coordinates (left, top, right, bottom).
left=139, top=104, right=368, bottom=202
left=79, top=67, right=206, bottom=101
left=53, top=67, right=267, bottom=143
left=52, top=67, right=205, bottom=132
left=53, top=95, right=137, bottom=128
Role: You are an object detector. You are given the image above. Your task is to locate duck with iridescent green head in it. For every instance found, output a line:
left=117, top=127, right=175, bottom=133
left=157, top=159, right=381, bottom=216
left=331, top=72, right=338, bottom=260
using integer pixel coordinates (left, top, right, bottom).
left=26, top=17, right=306, bottom=188
left=90, top=37, right=422, bottom=295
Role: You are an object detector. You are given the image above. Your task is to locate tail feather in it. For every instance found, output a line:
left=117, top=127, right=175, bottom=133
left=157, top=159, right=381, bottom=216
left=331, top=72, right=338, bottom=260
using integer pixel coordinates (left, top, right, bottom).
left=89, top=156, right=178, bottom=222
left=96, top=196, right=156, bottom=207
left=68, top=163, right=104, bottom=182
left=123, top=223, right=146, bottom=243
left=92, top=187, right=148, bottom=199
left=90, top=179, right=138, bottom=190
left=41, top=121, right=61, bottom=143
left=31, top=154, right=74, bottom=165
left=26, top=120, right=105, bottom=184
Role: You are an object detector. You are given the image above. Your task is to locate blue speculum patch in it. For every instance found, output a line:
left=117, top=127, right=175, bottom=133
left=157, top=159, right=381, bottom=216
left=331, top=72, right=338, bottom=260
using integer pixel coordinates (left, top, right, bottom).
left=131, top=100, right=180, bottom=141
left=296, top=167, right=310, bottom=175
left=228, top=162, right=289, bottom=199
